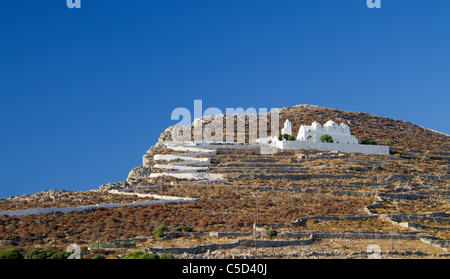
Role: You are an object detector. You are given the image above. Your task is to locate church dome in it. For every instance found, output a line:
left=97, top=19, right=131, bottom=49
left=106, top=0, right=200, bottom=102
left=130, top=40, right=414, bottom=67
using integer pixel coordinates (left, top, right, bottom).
left=312, top=121, right=322, bottom=128
left=324, top=120, right=337, bottom=127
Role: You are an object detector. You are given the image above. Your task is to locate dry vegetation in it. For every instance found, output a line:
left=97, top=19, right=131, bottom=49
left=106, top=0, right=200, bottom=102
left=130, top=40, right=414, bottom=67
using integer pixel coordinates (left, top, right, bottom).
left=0, top=190, right=157, bottom=211
left=1, top=105, right=448, bottom=258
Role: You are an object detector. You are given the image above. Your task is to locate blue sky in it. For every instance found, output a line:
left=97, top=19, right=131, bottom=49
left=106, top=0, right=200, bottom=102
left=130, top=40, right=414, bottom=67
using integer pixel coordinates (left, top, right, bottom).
left=0, top=0, right=449, bottom=198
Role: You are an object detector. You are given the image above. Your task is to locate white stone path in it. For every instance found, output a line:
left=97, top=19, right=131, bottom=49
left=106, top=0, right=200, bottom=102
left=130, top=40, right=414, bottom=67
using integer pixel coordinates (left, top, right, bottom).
left=150, top=143, right=228, bottom=183
left=0, top=196, right=196, bottom=217
left=0, top=187, right=197, bottom=217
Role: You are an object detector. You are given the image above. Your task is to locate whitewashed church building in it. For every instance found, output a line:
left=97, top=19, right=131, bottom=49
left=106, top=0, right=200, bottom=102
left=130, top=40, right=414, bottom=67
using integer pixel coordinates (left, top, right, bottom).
left=259, top=119, right=389, bottom=155
left=297, top=120, right=358, bottom=145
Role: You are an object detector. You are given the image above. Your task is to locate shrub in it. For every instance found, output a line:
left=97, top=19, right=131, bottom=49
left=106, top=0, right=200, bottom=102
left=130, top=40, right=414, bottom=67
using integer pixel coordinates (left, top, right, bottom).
left=0, top=248, right=24, bottom=259
left=320, top=134, right=333, bottom=143
left=49, top=251, right=72, bottom=259
left=138, top=253, right=160, bottom=259
left=176, top=225, right=193, bottom=232
left=27, top=249, right=56, bottom=259
left=123, top=251, right=144, bottom=259
left=153, top=224, right=168, bottom=238
left=279, top=134, right=293, bottom=141
left=90, top=254, right=106, bottom=259
left=266, top=229, right=278, bottom=239
left=361, top=138, right=377, bottom=145
left=123, top=251, right=160, bottom=259
left=160, top=253, right=176, bottom=259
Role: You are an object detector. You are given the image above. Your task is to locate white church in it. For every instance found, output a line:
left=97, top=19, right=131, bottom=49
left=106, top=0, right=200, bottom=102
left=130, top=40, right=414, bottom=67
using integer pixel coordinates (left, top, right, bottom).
left=297, top=120, right=358, bottom=145
left=262, top=119, right=389, bottom=155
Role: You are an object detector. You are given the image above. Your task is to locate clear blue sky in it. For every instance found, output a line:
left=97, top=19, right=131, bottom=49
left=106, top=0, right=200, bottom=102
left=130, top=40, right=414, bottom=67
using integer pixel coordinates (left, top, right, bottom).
left=0, top=1, right=449, bottom=198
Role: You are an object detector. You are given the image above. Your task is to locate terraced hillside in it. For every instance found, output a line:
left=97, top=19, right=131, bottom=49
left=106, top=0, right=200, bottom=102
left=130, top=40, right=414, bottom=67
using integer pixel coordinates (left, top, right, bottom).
left=0, top=105, right=448, bottom=259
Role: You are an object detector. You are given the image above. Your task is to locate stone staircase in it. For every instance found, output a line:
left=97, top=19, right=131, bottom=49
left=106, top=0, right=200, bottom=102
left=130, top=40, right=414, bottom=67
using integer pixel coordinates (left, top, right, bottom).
left=149, top=143, right=228, bottom=183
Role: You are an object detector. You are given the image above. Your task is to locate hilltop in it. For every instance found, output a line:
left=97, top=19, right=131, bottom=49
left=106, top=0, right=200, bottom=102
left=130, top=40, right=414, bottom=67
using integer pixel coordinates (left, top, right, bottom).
left=158, top=104, right=449, bottom=153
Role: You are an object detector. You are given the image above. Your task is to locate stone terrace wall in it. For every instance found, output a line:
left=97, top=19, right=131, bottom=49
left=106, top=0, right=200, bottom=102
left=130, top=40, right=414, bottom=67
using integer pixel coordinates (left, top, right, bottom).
left=148, top=236, right=314, bottom=254
left=277, top=140, right=389, bottom=155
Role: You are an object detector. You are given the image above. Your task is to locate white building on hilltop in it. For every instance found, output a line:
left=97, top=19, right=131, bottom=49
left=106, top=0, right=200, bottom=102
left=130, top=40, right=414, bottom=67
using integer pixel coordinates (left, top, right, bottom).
left=256, top=119, right=390, bottom=155
left=297, top=120, right=358, bottom=145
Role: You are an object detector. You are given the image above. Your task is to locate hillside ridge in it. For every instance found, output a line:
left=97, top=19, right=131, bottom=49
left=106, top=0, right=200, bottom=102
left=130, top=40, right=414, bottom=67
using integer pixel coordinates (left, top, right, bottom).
left=158, top=104, right=449, bottom=153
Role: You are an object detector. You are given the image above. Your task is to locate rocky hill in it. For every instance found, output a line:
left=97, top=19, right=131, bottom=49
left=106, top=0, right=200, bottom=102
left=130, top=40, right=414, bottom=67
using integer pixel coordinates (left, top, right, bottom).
left=0, top=104, right=448, bottom=259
